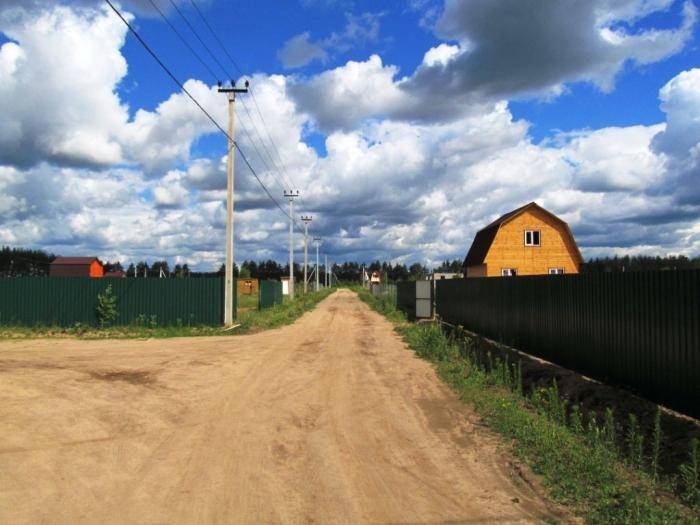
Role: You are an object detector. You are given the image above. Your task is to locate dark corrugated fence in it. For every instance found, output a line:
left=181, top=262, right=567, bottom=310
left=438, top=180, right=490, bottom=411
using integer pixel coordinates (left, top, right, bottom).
left=397, top=281, right=416, bottom=320
left=436, top=271, right=700, bottom=418
left=0, top=277, right=231, bottom=326
left=259, top=280, right=283, bottom=309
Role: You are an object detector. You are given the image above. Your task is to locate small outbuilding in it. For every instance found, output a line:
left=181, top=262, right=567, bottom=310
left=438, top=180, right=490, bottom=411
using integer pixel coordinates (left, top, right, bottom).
left=462, top=202, right=583, bottom=277
left=49, top=257, right=104, bottom=278
left=237, top=278, right=259, bottom=295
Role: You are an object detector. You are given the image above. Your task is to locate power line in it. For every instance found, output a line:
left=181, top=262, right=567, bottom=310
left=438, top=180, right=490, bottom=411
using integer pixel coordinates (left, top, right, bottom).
left=104, top=0, right=297, bottom=226
left=186, top=0, right=306, bottom=199
left=188, top=0, right=244, bottom=75
left=146, top=0, right=218, bottom=81
left=165, top=0, right=296, bottom=198
left=166, top=0, right=230, bottom=80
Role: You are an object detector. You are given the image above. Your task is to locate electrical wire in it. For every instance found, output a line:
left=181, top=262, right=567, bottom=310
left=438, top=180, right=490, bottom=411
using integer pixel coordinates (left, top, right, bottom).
left=162, top=0, right=296, bottom=200
left=187, top=0, right=307, bottom=201
left=104, top=0, right=297, bottom=225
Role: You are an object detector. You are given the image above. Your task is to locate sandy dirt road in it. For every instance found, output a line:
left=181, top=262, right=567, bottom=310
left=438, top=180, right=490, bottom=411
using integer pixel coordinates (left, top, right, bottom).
left=0, top=289, right=569, bottom=524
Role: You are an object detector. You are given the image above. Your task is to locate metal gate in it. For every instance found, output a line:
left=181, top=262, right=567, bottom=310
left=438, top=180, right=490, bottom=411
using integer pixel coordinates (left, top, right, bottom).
left=396, top=281, right=433, bottom=321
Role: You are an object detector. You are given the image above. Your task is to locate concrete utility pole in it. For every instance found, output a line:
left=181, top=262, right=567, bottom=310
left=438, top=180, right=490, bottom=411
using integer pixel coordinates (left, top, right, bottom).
left=313, top=237, right=321, bottom=292
left=218, top=79, right=248, bottom=326
left=284, top=190, right=300, bottom=300
left=301, top=215, right=312, bottom=294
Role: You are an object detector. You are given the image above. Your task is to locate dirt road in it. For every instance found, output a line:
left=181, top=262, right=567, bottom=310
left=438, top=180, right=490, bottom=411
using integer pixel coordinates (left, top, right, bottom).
left=0, top=289, right=567, bottom=524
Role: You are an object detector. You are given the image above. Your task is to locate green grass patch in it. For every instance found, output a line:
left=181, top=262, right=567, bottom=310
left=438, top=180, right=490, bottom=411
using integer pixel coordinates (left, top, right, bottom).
left=355, top=288, right=699, bottom=525
left=236, top=293, right=259, bottom=310
left=0, top=288, right=335, bottom=340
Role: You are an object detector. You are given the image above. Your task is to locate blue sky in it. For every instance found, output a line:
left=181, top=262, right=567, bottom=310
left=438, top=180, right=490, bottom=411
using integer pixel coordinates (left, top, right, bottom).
left=1, top=0, right=699, bottom=269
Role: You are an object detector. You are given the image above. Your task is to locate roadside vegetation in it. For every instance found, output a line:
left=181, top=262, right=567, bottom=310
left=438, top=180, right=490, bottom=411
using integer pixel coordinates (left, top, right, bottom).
left=0, top=288, right=334, bottom=340
left=355, top=286, right=700, bottom=525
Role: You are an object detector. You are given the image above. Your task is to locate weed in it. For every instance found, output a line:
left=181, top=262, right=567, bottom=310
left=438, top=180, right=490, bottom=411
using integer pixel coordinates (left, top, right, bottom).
left=570, top=405, right=583, bottom=435
left=652, top=406, right=662, bottom=483
left=679, top=438, right=699, bottom=507
left=627, top=413, right=645, bottom=470
left=604, top=408, right=617, bottom=453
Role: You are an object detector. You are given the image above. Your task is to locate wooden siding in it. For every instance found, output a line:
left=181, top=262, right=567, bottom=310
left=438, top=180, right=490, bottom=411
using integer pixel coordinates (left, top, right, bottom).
left=465, top=264, right=486, bottom=277
left=483, top=208, right=580, bottom=276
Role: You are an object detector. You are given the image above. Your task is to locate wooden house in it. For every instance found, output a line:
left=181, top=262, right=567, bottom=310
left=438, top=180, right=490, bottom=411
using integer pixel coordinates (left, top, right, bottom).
left=462, top=202, right=583, bottom=277
left=49, top=257, right=104, bottom=278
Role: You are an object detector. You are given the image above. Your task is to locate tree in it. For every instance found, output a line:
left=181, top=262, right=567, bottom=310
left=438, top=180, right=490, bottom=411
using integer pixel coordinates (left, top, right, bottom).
left=135, top=261, right=149, bottom=277
left=408, top=263, right=427, bottom=281
left=96, top=284, right=118, bottom=328
left=150, top=261, right=170, bottom=277
left=0, top=246, right=54, bottom=276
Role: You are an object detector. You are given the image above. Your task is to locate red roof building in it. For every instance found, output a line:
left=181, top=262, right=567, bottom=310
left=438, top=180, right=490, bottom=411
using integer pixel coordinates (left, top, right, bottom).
left=49, top=257, right=104, bottom=278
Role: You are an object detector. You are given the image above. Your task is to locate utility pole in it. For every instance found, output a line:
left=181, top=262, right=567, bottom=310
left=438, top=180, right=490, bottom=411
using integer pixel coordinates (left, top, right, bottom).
left=284, top=190, right=300, bottom=300
left=219, top=79, right=248, bottom=326
left=301, top=215, right=312, bottom=294
left=313, top=237, right=321, bottom=292
left=325, top=254, right=328, bottom=288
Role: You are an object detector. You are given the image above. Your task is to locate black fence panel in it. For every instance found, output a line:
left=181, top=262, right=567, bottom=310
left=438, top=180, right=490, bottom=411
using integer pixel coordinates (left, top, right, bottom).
left=436, top=271, right=700, bottom=419
left=396, top=281, right=416, bottom=320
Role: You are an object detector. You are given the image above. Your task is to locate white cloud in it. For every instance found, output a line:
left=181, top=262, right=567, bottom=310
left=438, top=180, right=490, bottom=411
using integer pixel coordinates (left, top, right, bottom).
left=653, top=68, right=700, bottom=172
left=422, top=43, right=461, bottom=67
left=0, top=4, right=129, bottom=167
left=289, top=55, right=408, bottom=131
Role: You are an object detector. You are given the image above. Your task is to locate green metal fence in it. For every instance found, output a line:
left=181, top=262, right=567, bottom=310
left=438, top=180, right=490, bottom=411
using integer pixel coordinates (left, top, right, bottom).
left=435, top=271, right=700, bottom=419
left=370, top=283, right=397, bottom=305
left=259, top=280, right=283, bottom=309
left=0, top=277, right=233, bottom=327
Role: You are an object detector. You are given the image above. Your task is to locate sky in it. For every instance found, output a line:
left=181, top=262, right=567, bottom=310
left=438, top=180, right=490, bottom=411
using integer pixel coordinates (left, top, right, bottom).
left=0, top=0, right=699, bottom=270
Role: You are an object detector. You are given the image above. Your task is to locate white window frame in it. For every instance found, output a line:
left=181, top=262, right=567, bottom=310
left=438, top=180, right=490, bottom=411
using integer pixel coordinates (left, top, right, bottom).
left=548, top=268, right=565, bottom=275
left=524, top=229, right=541, bottom=246
left=501, top=268, right=517, bottom=277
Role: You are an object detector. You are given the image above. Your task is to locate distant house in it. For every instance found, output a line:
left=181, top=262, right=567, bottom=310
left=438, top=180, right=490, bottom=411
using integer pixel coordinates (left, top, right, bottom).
left=104, top=270, right=126, bottom=278
left=49, top=257, right=104, bottom=278
left=427, top=272, right=460, bottom=280
left=370, top=271, right=381, bottom=284
left=280, top=276, right=290, bottom=295
left=237, top=278, right=259, bottom=295
left=462, top=202, right=583, bottom=277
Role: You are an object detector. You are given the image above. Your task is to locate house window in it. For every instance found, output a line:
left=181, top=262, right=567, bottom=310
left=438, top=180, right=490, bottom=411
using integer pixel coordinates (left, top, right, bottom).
left=548, top=268, right=565, bottom=275
left=501, top=268, right=517, bottom=277
left=524, top=230, right=541, bottom=246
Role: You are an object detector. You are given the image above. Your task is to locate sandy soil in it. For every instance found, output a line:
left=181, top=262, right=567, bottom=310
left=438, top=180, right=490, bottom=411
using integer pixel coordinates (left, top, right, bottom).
left=0, top=289, right=571, bottom=524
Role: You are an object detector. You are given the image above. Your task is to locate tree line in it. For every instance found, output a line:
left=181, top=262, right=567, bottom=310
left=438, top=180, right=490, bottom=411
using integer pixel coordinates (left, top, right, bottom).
left=2, top=246, right=700, bottom=279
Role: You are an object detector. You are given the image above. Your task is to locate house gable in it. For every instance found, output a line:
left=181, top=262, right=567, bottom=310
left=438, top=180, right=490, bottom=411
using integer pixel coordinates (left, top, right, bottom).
left=462, top=202, right=583, bottom=277
left=484, top=207, right=581, bottom=276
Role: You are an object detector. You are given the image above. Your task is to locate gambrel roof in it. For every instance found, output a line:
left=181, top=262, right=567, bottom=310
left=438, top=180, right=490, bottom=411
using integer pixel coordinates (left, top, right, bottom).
left=462, top=202, right=583, bottom=268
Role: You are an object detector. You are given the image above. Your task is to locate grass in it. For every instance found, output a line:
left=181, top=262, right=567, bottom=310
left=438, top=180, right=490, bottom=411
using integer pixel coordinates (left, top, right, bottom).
left=355, top=287, right=700, bottom=525
left=0, top=288, right=335, bottom=340
left=237, top=292, right=259, bottom=310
